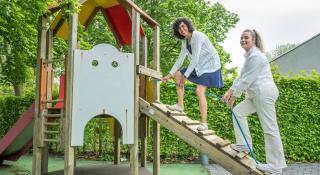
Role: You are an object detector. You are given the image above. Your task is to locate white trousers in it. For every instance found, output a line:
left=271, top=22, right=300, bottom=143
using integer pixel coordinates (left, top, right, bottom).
left=233, top=83, right=287, bottom=169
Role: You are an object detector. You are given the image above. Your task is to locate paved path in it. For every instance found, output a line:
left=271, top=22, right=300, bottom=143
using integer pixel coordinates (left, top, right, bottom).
left=205, top=163, right=320, bottom=175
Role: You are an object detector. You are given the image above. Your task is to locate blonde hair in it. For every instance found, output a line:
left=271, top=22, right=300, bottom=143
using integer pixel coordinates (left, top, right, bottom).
left=243, top=29, right=265, bottom=52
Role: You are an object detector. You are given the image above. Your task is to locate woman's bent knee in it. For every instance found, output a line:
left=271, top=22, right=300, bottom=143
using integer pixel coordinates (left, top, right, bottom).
left=196, top=85, right=206, bottom=97
left=196, top=89, right=205, bottom=97
left=233, top=106, right=247, bottom=118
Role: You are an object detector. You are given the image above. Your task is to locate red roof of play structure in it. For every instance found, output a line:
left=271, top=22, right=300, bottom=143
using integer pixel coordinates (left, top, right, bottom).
left=50, top=1, right=146, bottom=46
left=103, top=5, right=145, bottom=45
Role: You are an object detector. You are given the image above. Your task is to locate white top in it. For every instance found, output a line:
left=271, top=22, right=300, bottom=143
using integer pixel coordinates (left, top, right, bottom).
left=169, top=31, right=221, bottom=77
left=231, top=46, right=275, bottom=98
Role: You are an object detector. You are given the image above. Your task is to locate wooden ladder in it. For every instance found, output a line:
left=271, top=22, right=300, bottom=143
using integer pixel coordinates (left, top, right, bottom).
left=40, top=100, right=64, bottom=145
left=139, top=98, right=265, bottom=175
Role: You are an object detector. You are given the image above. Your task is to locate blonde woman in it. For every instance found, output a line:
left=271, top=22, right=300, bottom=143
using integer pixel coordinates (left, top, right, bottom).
left=222, top=29, right=286, bottom=174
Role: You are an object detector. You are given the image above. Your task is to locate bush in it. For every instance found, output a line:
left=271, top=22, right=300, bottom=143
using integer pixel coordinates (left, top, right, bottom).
left=0, top=93, right=34, bottom=137
left=158, top=74, right=320, bottom=162
left=0, top=74, right=319, bottom=163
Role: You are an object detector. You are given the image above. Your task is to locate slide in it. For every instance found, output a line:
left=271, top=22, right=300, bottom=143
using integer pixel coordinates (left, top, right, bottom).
left=0, top=103, right=35, bottom=164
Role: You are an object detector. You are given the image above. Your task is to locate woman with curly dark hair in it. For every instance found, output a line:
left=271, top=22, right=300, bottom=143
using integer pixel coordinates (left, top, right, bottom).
left=162, top=17, right=223, bottom=131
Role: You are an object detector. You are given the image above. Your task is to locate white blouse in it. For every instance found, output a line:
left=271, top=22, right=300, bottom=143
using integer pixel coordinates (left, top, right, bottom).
left=231, top=46, right=275, bottom=98
left=169, top=31, right=221, bottom=77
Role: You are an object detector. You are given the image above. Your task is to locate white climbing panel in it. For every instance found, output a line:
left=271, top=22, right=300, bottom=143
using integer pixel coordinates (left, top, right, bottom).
left=71, top=44, right=134, bottom=146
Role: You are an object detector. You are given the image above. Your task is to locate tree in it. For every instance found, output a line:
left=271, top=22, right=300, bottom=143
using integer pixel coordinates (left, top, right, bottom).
left=81, top=0, right=239, bottom=75
left=135, top=0, right=239, bottom=75
left=0, top=0, right=239, bottom=96
left=46, top=0, right=239, bottom=80
left=82, top=11, right=117, bottom=48
left=0, top=0, right=51, bottom=96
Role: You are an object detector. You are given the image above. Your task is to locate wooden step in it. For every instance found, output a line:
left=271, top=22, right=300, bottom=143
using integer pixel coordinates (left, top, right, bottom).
left=47, top=108, right=63, bottom=114
left=203, top=135, right=219, bottom=145
left=197, top=130, right=215, bottom=136
left=235, top=151, right=248, bottom=160
left=170, top=115, right=191, bottom=123
left=185, top=125, right=200, bottom=133
left=216, top=139, right=231, bottom=148
left=239, top=156, right=257, bottom=170
left=221, top=145, right=239, bottom=157
left=41, top=99, right=64, bottom=103
left=43, top=113, right=63, bottom=118
left=203, top=135, right=229, bottom=148
left=181, top=118, right=200, bottom=126
left=44, top=130, right=59, bottom=134
left=44, top=122, right=60, bottom=126
left=166, top=110, right=186, bottom=116
left=220, top=145, right=257, bottom=171
left=44, top=139, right=59, bottom=143
left=150, top=102, right=186, bottom=116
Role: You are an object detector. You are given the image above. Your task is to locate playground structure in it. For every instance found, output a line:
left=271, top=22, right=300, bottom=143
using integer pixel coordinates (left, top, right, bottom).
left=0, top=0, right=267, bottom=175
left=32, top=1, right=161, bottom=175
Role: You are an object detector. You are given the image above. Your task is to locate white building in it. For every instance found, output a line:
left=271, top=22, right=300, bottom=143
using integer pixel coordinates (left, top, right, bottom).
left=270, top=33, right=320, bottom=75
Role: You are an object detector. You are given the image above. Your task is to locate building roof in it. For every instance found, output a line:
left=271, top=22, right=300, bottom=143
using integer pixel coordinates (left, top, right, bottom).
left=270, top=32, right=320, bottom=63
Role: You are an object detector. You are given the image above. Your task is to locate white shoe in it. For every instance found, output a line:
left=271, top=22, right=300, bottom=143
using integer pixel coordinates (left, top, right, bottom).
left=197, top=123, right=208, bottom=131
left=230, top=144, right=251, bottom=153
left=256, top=164, right=282, bottom=174
left=167, top=104, right=184, bottom=112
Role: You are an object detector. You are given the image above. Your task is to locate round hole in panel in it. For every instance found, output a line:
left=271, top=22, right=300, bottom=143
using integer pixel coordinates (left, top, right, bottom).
left=92, top=60, right=99, bottom=67
left=112, top=61, right=118, bottom=68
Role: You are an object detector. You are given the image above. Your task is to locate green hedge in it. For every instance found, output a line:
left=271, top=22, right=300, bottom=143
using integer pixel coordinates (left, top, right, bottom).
left=0, top=93, right=34, bottom=138
left=0, top=75, right=319, bottom=163
left=158, top=75, right=320, bottom=162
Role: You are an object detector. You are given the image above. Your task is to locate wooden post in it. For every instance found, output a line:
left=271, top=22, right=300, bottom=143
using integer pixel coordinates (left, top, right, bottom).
left=40, top=28, right=54, bottom=175
left=140, top=36, right=148, bottom=167
left=114, top=120, right=121, bottom=165
left=46, top=29, right=53, bottom=103
left=32, top=15, right=48, bottom=175
left=74, top=41, right=81, bottom=169
left=130, top=9, right=140, bottom=175
left=152, top=26, right=160, bottom=175
left=64, top=3, right=78, bottom=175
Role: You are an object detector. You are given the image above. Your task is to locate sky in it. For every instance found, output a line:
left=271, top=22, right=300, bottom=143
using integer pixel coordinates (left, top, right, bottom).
left=209, top=0, right=320, bottom=71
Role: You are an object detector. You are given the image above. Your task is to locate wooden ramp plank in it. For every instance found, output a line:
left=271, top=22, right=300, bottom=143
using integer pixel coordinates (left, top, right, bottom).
left=151, top=102, right=186, bottom=116
left=203, top=135, right=227, bottom=147
left=216, top=139, right=231, bottom=148
left=181, top=118, right=200, bottom=126
left=235, top=152, right=248, bottom=160
left=139, top=98, right=263, bottom=175
left=185, top=125, right=200, bottom=133
left=221, top=145, right=238, bottom=157
left=198, top=130, right=215, bottom=136
left=167, top=110, right=186, bottom=116
left=170, top=115, right=191, bottom=123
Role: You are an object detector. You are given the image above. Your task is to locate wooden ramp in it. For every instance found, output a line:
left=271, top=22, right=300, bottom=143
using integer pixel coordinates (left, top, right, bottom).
left=139, top=98, right=264, bottom=175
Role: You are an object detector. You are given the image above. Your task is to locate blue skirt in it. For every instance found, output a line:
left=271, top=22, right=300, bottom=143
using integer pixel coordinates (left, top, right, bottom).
left=180, top=68, right=224, bottom=88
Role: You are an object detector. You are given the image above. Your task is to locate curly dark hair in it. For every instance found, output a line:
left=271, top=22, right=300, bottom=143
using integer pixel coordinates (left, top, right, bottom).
left=172, top=17, right=195, bottom=39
